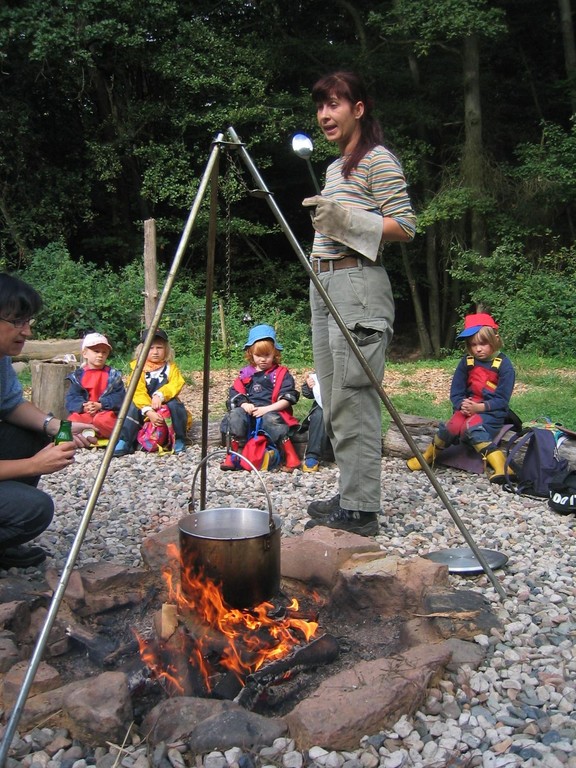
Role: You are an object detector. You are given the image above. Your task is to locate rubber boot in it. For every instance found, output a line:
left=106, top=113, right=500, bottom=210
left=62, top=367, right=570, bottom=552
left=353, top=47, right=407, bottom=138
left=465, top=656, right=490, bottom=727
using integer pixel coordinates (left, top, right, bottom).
left=281, top=437, right=301, bottom=472
left=475, top=441, right=508, bottom=484
left=221, top=439, right=241, bottom=471
left=406, top=437, right=445, bottom=471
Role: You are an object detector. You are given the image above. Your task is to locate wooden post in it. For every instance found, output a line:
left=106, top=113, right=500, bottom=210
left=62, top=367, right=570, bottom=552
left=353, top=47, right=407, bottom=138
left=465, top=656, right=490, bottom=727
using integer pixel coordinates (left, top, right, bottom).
left=30, top=361, right=77, bottom=420
left=218, top=297, right=228, bottom=354
left=143, top=219, right=158, bottom=327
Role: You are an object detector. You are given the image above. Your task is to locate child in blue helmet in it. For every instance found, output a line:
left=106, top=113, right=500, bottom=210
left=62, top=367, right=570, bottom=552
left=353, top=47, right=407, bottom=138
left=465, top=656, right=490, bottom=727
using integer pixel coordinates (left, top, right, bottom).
left=220, top=324, right=300, bottom=471
left=407, top=313, right=516, bottom=483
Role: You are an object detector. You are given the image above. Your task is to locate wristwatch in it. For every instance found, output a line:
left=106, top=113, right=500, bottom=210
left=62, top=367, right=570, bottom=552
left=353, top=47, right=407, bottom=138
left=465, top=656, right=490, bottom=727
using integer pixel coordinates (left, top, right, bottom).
left=42, top=412, right=57, bottom=435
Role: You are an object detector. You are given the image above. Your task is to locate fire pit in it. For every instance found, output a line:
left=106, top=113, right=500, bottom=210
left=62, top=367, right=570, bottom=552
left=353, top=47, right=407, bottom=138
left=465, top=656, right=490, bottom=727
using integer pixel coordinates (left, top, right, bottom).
left=0, top=527, right=502, bottom=752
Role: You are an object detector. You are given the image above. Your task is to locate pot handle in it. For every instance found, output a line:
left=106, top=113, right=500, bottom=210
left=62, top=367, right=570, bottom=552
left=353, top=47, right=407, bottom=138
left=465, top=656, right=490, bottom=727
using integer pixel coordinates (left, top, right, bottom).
left=188, top=449, right=276, bottom=531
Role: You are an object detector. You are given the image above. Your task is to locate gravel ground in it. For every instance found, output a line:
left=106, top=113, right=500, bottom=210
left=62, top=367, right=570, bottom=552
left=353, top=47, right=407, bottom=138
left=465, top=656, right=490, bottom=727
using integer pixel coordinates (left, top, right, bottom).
left=3, top=445, right=576, bottom=768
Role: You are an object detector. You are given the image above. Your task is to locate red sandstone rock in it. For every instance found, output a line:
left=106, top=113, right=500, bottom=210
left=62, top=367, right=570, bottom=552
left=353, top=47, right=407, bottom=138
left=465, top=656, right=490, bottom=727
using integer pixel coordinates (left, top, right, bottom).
left=78, top=562, right=148, bottom=592
left=64, top=670, right=133, bottom=744
left=328, top=555, right=449, bottom=619
left=284, top=643, right=452, bottom=750
left=0, top=600, right=31, bottom=636
left=0, top=636, right=20, bottom=674
left=45, top=567, right=85, bottom=611
left=1, top=660, right=62, bottom=708
left=141, top=523, right=180, bottom=572
left=280, top=528, right=381, bottom=587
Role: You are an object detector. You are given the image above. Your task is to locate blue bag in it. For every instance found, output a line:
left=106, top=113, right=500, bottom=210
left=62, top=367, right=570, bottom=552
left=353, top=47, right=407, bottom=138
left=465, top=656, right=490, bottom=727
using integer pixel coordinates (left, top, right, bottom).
left=505, top=426, right=568, bottom=498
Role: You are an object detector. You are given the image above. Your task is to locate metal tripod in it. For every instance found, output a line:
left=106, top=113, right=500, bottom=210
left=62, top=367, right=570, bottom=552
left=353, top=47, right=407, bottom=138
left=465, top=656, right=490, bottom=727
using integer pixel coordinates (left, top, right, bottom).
left=0, top=126, right=505, bottom=768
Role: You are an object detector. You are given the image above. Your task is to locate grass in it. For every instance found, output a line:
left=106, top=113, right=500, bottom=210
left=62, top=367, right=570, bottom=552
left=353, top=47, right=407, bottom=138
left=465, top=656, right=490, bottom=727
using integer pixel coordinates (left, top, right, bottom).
left=381, top=353, right=576, bottom=431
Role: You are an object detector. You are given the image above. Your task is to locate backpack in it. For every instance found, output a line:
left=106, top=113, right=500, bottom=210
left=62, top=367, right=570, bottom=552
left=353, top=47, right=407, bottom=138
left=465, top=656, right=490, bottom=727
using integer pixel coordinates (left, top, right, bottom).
left=239, top=418, right=281, bottom=472
left=137, top=405, right=175, bottom=454
left=548, top=469, right=576, bottom=514
left=505, top=427, right=568, bottom=497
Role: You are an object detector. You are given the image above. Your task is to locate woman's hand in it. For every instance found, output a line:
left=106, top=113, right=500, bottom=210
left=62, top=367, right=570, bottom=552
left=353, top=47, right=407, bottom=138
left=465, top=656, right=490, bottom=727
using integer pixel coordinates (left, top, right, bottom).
left=461, top=398, right=484, bottom=416
left=252, top=405, right=273, bottom=417
left=82, top=400, right=102, bottom=416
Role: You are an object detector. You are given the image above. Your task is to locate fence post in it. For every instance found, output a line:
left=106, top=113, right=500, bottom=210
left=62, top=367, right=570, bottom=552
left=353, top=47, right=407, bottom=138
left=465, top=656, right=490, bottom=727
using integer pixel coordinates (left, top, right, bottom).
left=143, top=219, right=158, bottom=327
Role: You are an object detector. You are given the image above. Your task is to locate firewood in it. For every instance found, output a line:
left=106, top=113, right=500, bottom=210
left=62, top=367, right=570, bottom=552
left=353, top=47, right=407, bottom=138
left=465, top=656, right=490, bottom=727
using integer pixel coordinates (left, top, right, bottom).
left=154, top=603, right=179, bottom=641
left=234, top=633, right=339, bottom=709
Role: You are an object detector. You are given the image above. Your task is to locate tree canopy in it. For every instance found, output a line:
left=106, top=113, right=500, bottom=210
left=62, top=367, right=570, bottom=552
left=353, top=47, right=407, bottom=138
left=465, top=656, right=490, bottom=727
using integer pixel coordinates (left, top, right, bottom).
left=1, top=0, right=575, bottom=355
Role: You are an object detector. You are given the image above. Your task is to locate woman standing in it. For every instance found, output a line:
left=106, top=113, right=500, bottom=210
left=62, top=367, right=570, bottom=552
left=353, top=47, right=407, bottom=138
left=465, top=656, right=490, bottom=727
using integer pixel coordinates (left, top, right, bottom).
left=302, top=71, right=416, bottom=536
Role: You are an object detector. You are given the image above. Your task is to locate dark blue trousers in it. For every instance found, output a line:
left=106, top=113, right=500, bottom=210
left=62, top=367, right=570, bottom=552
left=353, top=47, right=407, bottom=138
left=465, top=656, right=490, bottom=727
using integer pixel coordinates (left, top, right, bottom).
left=0, top=423, right=54, bottom=548
left=119, top=399, right=188, bottom=448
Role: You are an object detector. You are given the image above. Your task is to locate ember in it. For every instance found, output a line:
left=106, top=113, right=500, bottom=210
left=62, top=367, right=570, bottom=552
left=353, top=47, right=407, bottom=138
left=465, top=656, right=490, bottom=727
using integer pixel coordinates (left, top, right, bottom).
left=137, top=544, right=333, bottom=706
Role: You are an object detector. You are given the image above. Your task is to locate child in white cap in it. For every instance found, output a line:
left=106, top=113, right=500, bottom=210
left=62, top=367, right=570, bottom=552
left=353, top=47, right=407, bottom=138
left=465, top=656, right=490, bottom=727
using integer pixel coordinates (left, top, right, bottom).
left=406, top=313, right=516, bottom=483
left=66, top=332, right=126, bottom=439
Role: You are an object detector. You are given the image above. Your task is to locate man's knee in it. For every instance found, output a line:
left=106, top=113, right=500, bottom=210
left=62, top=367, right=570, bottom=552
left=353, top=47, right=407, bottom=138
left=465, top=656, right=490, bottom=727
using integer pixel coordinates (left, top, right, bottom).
left=0, top=483, right=54, bottom=547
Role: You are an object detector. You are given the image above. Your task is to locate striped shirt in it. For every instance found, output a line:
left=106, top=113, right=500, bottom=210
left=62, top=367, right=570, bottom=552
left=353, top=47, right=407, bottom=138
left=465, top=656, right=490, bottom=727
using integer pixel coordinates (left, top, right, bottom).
left=311, top=145, right=416, bottom=260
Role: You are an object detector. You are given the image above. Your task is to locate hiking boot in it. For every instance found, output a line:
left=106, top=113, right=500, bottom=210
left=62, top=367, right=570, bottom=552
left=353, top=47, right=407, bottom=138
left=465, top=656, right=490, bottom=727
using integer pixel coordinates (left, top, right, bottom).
left=307, top=494, right=341, bottom=519
left=305, top=507, right=379, bottom=537
left=302, top=457, right=319, bottom=473
left=0, top=544, right=47, bottom=569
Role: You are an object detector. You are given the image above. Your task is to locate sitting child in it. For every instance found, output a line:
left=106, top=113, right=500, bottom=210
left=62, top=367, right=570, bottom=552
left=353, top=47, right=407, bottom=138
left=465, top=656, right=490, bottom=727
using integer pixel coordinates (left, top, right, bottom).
left=220, top=324, right=300, bottom=471
left=300, top=370, right=333, bottom=472
left=113, top=328, right=189, bottom=456
left=66, top=333, right=126, bottom=439
left=407, top=313, right=515, bottom=483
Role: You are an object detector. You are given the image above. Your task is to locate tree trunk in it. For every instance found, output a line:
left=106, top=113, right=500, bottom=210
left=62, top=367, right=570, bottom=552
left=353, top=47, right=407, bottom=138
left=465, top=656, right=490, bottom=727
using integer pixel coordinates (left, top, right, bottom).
left=462, top=34, right=488, bottom=259
left=558, top=0, right=576, bottom=114
left=400, top=243, right=433, bottom=356
left=426, top=226, right=441, bottom=356
left=143, top=219, right=159, bottom=327
left=30, top=361, right=77, bottom=420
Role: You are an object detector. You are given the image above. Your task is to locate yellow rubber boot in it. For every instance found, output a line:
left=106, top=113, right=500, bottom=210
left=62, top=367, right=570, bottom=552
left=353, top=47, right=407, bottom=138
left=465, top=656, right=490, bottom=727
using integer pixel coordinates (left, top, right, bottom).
left=407, top=439, right=444, bottom=471
left=475, top=441, right=508, bottom=484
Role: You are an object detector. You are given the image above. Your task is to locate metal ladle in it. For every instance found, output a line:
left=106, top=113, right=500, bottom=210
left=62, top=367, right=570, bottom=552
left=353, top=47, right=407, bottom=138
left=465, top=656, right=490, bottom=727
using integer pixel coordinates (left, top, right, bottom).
left=291, top=133, right=321, bottom=194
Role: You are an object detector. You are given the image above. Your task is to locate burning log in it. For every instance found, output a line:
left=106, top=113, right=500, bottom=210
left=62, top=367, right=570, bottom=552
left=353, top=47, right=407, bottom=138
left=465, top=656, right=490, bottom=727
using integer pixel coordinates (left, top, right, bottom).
left=234, top=633, right=339, bottom=710
left=66, top=623, right=119, bottom=666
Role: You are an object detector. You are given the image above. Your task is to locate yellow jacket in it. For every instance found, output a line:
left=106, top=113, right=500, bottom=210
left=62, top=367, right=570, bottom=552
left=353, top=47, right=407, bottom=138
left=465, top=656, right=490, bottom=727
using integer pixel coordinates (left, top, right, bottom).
left=128, top=359, right=185, bottom=412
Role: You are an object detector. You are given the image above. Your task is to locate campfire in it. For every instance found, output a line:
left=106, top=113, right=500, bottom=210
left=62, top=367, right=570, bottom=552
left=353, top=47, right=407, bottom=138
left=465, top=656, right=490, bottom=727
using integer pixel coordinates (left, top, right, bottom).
left=136, top=544, right=339, bottom=709
left=0, top=529, right=502, bottom=753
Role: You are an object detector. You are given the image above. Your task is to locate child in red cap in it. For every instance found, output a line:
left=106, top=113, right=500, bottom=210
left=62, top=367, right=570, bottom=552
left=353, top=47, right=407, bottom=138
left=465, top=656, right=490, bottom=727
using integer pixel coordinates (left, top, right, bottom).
left=407, top=313, right=516, bottom=483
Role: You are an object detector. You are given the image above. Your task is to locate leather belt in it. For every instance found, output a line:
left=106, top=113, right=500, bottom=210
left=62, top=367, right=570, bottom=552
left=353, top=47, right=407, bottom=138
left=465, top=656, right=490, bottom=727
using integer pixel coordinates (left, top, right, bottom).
left=312, top=256, right=374, bottom=273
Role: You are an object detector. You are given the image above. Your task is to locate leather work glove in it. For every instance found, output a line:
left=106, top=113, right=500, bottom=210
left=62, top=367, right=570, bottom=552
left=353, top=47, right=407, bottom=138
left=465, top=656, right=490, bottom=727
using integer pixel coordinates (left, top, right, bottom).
left=302, top=195, right=383, bottom=262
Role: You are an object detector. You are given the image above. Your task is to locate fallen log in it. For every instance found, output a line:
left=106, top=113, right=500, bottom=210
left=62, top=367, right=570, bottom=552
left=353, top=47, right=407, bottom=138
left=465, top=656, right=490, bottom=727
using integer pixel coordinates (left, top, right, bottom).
left=382, top=413, right=576, bottom=469
left=13, top=339, right=82, bottom=362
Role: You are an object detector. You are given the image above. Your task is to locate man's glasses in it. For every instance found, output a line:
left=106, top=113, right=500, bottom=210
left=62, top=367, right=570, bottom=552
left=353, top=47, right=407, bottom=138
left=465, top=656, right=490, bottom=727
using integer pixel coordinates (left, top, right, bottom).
left=0, top=316, right=36, bottom=328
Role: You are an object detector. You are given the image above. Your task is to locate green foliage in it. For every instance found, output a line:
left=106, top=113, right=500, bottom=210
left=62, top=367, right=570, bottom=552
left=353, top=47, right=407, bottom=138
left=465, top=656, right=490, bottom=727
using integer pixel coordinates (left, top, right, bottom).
left=19, top=242, right=144, bottom=352
left=17, top=241, right=313, bottom=366
left=514, top=121, right=576, bottom=207
left=449, top=239, right=576, bottom=356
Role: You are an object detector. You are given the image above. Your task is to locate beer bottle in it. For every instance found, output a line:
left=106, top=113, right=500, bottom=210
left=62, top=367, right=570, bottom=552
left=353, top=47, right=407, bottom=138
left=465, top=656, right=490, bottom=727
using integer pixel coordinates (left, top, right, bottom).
left=54, top=420, right=73, bottom=445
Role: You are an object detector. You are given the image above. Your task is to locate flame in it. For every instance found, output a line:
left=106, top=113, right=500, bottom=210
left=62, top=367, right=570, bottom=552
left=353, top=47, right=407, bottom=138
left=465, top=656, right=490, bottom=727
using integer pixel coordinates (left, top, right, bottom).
left=138, top=543, right=321, bottom=694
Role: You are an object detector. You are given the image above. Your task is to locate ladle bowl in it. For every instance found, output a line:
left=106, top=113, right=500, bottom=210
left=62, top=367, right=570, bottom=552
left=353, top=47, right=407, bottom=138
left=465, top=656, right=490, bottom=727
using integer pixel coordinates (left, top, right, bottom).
left=291, top=133, right=314, bottom=159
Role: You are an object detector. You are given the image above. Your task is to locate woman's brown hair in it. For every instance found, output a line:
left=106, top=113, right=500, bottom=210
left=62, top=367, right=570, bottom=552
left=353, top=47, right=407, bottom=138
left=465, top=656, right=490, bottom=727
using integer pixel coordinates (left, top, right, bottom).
left=311, top=71, right=383, bottom=178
